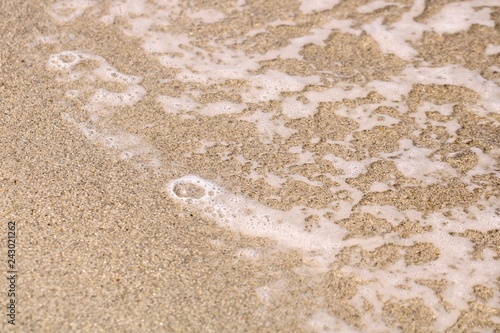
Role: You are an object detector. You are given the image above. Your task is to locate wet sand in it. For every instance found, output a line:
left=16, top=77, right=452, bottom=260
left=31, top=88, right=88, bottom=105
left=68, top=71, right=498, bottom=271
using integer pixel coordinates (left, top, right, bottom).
left=1, top=0, right=499, bottom=332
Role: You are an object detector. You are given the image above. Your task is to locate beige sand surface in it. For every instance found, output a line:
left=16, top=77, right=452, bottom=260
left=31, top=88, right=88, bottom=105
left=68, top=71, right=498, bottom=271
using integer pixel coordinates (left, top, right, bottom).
left=1, top=0, right=499, bottom=332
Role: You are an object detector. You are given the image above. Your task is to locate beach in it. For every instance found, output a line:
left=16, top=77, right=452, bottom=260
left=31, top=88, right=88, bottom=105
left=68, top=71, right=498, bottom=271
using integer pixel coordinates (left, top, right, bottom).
left=1, top=0, right=499, bottom=332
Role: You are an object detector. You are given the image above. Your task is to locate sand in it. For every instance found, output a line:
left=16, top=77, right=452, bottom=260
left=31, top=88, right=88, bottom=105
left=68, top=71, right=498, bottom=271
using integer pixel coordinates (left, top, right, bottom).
left=1, top=0, right=499, bottom=332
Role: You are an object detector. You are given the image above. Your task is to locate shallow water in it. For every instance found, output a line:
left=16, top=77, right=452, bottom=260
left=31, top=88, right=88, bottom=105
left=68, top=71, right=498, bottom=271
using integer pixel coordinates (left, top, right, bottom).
left=9, top=0, right=500, bottom=331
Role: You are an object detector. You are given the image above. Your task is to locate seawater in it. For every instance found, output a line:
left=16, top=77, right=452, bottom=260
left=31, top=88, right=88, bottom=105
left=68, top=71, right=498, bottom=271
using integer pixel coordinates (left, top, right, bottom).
left=40, top=0, right=499, bottom=331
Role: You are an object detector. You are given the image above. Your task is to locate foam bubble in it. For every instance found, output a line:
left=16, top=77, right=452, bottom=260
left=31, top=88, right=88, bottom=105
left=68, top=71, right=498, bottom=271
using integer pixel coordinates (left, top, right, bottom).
left=47, top=51, right=85, bottom=71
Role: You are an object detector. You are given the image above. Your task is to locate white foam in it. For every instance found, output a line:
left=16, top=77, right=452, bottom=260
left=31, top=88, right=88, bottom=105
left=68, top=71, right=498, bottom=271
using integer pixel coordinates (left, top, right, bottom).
left=336, top=65, right=500, bottom=121
left=357, top=1, right=400, bottom=14
left=323, top=155, right=369, bottom=179
left=42, top=1, right=500, bottom=330
left=362, top=0, right=497, bottom=61
left=101, top=0, right=162, bottom=26
left=305, top=86, right=373, bottom=109
left=49, top=51, right=160, bottom=171
left=242, top=71, right=320, bottom=103
left=409, top=101, right=463, bottom=141
left=308, top=310, right=361, bottom=333
left=47, top=0, right=95, bottom=23
left=282, top=96, right=318, bottom=119
left=30, top=34, right=62, bottom=46
left=362, top=0, right=425, bottom=61
left=286, top=147, right=319, bottom=184
left=86, top=86, right=146, bottom=111
left=401, top=65, right=500, bottom=117
left=336, top=104, right=400, bottom=131
left=363, top=17, right=419, bottom=61
left=63, top=113, right=160, bottom=167
left=240, top=111, right=297, bottom=144
left=299, top=0, right=341, bottom=14
left=369, top=182, right=390, bottom=192
left=48, top=51, right=85, bottom=71
left=263, top=19, right=361, bottom=63
left=382, top=139, right=458, bottom=184
left=463, top=147, right=500, bottom=189
left=198, top=102, right=247, bottom=116
left=48, top=51, right=148, bottom=115
left=425, top=1, right=494, bottom=35
left=235, top=248, right=261, bottom=260
left=158, top=95, right=198, bottom=114
left=485, top=45, right=500, bottom=56
left=48, top=51, right=142, bottom=83
left=94, top=65, right=143, bottom=85
left=166, top=175, right=346, bottom=252
left=186, top=9, right=225, bottom=24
